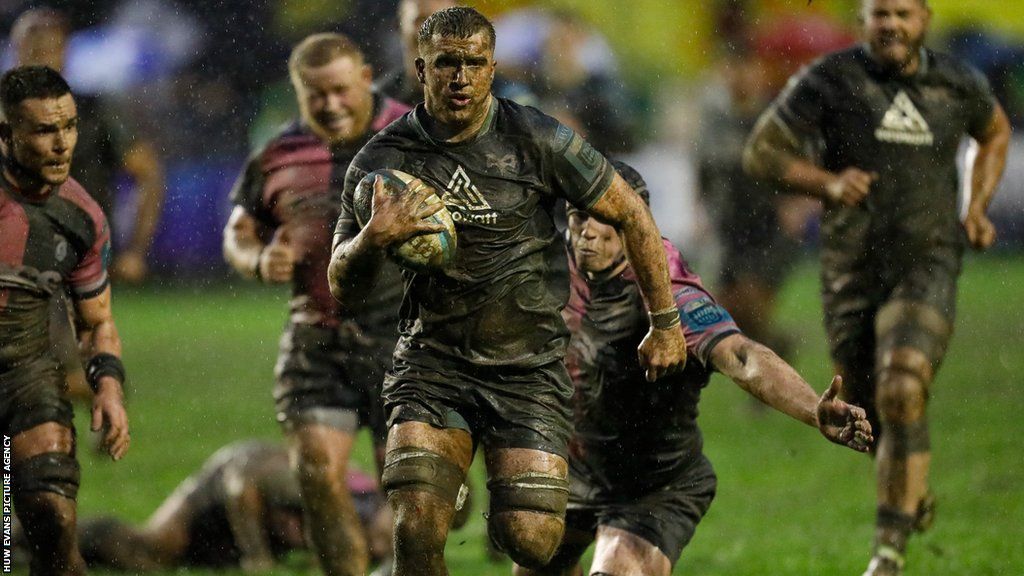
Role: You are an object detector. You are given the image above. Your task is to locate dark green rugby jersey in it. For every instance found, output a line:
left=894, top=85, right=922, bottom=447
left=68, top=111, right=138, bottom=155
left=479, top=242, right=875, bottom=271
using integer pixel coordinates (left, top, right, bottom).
left=336, top=97, right=616, bottom=367
left=773, top=46, right=996, bottom=263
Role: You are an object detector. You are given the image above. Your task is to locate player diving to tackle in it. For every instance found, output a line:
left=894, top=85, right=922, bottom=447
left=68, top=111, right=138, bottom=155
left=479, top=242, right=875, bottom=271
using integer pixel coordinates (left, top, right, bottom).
left=515, top=161, right=873, bottom=576
left=328, top=7, right=687, bottom=574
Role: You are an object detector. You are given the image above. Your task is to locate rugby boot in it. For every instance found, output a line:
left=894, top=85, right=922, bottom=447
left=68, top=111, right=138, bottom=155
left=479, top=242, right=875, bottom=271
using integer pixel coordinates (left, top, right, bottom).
left=862, top=546, right=904, bottom=576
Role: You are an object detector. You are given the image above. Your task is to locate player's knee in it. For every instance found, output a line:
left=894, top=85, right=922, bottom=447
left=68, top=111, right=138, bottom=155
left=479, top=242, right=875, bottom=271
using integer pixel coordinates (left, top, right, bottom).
left=12, top=452, right=81, bottom=501
left=487, top=472, right=570, bottom=568
left=489, top=510, right=565, bottom=569
left=390, top=490, right=449, bottom=557
left=877, top=348, right=930, bottom=424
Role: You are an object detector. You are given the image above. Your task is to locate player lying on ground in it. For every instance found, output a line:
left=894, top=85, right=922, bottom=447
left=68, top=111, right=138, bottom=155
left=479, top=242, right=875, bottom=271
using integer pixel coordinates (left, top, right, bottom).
left=514, top=161, right=873, bottom=576
left=13, top=441, right=391, bottom=572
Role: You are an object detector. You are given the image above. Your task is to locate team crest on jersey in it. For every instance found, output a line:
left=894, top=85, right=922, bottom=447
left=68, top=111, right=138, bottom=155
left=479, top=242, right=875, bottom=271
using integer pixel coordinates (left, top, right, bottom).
left=53, top=234, right=68, bottom=262
left=442, top=165, right=498, bottom=225
left=682, top=298, right=724, bottom=328
left=875, top=90, right=934, bottom=146
left=485, top=153, right=518, bottom=175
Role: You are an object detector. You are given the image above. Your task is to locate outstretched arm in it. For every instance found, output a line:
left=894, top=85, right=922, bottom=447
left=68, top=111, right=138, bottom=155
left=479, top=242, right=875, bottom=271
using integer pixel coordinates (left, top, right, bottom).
left=327, top=175, right=444, bottom=304
left=743, top=110, right=876, bottom=207
left=710, top=333, right=873, bottom=451
left=586, top=173, right=687, bottom=381
left=963, top=103, right=1012, bottom=250
left=75, top=285, right=130, bottom=460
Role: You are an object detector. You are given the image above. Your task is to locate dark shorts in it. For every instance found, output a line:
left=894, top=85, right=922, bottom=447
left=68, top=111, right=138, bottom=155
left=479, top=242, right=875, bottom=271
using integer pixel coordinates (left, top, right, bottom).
left=822, top=244, right=960, bottom=413
left=566, top=453, right=717, bottom=565
left=719, top=234, right=799, bottom=291
left=1, top=355, right=75, bottom=437
left=383, top=344, right=574, bottom=459
left=274, top=321, right=394, bottom=443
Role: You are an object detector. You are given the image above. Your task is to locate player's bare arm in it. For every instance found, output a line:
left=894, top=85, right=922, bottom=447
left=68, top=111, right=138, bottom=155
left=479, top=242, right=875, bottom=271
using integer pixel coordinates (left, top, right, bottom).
left=585, top=172, right=686, bottom=381
left=710, top=333, right=874, bottom=451
left=222, top=466, right=275, bottom=573
left=75, top=285, right=130, bottom=460
left=113, top=140, right=165, bottom=283
left=223, top=206, right=294, bottom=283
left=964, top=103, right=1012, bottom=250
left=743, top=110, right=876, bottom=207
left=327, top=175, right=444, bottom=304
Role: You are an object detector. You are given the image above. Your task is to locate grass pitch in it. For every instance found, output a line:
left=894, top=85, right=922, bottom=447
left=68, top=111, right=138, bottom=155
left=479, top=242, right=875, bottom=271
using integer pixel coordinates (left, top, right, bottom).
left=43, top=255, right=1024, bottom=575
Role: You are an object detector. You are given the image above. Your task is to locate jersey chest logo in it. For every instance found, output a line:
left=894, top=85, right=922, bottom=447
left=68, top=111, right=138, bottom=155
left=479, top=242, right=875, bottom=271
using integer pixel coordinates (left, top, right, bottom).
left=442, top=165, right=499, bottom=225
left=54, top=234, right=68, bottom=262
left=874, top=90, right=934, bottom=146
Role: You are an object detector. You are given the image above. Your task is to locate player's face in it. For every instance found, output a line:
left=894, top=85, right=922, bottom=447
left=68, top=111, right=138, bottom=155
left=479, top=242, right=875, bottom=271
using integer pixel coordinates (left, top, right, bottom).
left=294, top=55, right=374, bottom=146
left=568, top=210, right=625, bottom=275
left=861, top=0, right=931, bottom=73
left=2, top=94, right=78, bottom=186
left=417, top=31, right=496, bottom=128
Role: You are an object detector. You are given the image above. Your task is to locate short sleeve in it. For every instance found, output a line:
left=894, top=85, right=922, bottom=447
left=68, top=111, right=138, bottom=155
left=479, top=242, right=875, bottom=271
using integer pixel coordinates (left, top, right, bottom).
left=963, top=65, right=997, bottom=138
left=773, top=62, right=832, bottom=137
left=69, top=213, right=111, bottom=300
left=228, top=154, right=272, bottom=226
left=546, top=123, right=616, bottom=210
left=675, top=285, right=740, bottom=370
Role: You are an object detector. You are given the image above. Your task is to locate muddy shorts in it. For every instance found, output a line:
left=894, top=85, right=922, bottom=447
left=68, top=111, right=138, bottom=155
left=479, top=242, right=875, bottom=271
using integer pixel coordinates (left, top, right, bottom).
left=822, top=243, right=960, bottom=416
left=274, top=321, right=394, bottom=443
left=566, top=453, right=717, bottom=565
left=1, top=355, right=75, bottom=437
left=383, top=344, right=574, bottom=459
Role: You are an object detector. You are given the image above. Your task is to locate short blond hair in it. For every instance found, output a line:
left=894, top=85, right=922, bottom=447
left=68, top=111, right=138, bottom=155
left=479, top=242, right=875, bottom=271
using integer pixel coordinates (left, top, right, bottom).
left=288, top=33, right=364, bottom=79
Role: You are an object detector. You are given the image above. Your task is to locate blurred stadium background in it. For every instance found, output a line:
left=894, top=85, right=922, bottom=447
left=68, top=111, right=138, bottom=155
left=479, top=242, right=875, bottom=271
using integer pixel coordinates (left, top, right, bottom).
left=2, top=0, right=1022, bottom=574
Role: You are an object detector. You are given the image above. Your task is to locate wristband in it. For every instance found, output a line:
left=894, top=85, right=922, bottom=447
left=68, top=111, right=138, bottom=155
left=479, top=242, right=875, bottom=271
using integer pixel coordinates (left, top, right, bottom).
left=648, top=306, right=681, bottom=331
left=86, top=353, right=126, bottom=394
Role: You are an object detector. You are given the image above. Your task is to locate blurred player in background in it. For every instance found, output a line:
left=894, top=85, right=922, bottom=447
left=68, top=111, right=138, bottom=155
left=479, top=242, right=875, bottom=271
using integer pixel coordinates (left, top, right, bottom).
left=515, top=161, right=872, bottom=576
left=0, top=65, right=130, bottom=576
left=11, top=7, right=165, bottom=284
left=328, top=7, right=687, bottom=574
left=378, top=0, right=457, bottom=105
left=12, top=441, right=389, bottom=573
left=743, top=1, right=1011, bottom=573
left=223, top=33, right=408, bottom=576
left=698, top=43, right=815, bottom=370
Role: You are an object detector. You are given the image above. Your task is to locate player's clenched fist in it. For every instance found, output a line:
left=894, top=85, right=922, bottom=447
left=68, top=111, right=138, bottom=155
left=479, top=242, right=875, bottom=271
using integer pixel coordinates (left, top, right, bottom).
left=825, top=167, right=877, bottom=207
left=638, top=326, right=688, bottom=382
left=258, top=242, right=295, bottom=283
left=964, top=208, right=997, bottom=250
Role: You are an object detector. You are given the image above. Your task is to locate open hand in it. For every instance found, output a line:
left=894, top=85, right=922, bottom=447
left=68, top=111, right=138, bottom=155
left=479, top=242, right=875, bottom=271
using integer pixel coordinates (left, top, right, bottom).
left=364, top=176, right=447, bottom=248
left=816, top=375, right=873, bottom=452
left=91, top=378, right=130, bottom=460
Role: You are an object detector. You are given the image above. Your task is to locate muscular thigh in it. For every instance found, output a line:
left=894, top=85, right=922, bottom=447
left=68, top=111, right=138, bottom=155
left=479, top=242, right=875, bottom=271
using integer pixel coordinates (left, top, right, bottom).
left=2, top=357, right=74, bottom=440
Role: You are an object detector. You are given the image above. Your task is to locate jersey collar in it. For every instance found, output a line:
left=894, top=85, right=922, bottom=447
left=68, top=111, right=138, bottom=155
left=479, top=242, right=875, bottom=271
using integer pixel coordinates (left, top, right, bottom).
left=411, top=95, right=498, bottom=146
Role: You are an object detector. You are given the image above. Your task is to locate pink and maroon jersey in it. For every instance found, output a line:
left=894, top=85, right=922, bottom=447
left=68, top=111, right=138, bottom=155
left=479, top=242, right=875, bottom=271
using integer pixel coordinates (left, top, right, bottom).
left=230, top=96, right=409, bottom=334
left=0, top=177, right=110, bottom=369
left=562, top=238, right=740, bottom=493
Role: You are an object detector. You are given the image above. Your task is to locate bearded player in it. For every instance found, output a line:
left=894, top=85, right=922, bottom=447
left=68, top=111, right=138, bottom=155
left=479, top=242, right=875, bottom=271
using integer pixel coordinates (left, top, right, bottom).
left=515, top=161, right=872, bottom=576
left=0, top=65, right=130, bottom=575
left=743, top=1, right=1011, bottom=574
left=223, top=33, right=408, bottom=576
left=328, top=7, right=687, bottom=574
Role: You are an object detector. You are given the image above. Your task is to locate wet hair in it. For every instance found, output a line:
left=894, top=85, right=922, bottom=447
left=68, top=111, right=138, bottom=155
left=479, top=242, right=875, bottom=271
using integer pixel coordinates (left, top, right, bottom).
left=10, top=7, right=70, bottom=45
left=417, top=6, right=495, bottom=53
left=288, top=33, right=364, bottom=80
left=0, top=65, right=71, bottom=121
left=610, top=160, right=650, bottom=207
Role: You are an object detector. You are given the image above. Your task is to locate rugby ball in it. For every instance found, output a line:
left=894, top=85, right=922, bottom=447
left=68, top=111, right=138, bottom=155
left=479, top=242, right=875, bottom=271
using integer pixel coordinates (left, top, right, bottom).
left=353, top=169, right=457, bottom=270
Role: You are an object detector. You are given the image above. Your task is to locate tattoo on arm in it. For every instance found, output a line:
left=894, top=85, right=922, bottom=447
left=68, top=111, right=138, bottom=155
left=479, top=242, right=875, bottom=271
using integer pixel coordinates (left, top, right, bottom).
left=327, top=232, right=387, bottom=305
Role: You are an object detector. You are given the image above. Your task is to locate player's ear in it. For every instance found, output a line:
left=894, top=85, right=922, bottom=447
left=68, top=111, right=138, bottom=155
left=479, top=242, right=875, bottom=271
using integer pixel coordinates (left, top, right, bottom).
left=361, top=63, right=373, bottom=84
left=415, top=58, right=426, bottom=84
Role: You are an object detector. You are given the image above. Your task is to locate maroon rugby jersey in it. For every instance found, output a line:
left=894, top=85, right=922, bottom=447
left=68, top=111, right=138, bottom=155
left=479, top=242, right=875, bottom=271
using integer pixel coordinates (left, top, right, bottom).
left=562, top=238, right=740, bottom=492
left=230, top=96, right=409, bottom=334
left=0, top=177, right=110, bottom=368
